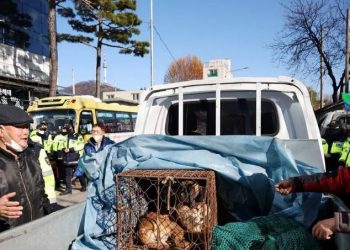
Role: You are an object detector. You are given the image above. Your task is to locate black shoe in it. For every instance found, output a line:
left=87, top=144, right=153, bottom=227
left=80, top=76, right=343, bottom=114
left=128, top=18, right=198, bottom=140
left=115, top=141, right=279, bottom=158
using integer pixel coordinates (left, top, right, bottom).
left=59, top=190, right=72, bottom=196
left=80, top=187, right=87, bottom=192
left=55, top=186, right=64, bottom=191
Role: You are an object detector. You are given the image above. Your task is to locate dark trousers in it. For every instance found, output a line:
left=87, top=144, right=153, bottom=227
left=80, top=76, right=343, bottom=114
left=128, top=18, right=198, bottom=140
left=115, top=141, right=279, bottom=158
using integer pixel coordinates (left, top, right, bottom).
left=55, top=159, right=65, bottom=188
left=65, top=166, right=74, bottom=192
left=78, top=174, right=87, bottom=189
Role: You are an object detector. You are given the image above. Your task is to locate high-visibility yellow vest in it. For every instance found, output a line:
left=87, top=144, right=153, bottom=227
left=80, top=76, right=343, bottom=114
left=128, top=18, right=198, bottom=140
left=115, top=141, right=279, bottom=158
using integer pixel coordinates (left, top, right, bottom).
left=339, top=138, right=350, bottom=167
left=30, top=133, right=53, bottom=153
left=52, top=134, right=68, bottom=152
left=322, top=138, right=328, bottom=156
left=330, top=141, right=343, bottom=154
left=38, top=149, right=56, bottom=204
left=69, top=134, right=85, bottom=156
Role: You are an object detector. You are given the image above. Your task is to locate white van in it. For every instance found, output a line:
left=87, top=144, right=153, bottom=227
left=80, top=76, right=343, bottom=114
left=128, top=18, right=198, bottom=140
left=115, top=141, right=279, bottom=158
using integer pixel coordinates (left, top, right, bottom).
left=135, top=76, right=325, bottom=171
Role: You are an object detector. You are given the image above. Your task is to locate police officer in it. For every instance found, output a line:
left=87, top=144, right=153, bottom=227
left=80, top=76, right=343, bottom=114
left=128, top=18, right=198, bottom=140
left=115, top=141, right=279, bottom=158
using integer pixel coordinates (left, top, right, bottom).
left=29, top=121, right=56, bottom=205
left=0, top=105, right=50, bottom=232
left=53, top=124, right=84, bottom=195
left=30, top=121, right=53, bottom=157
left=338, top=124, right=350, bottom=168
left=52, top=125, right=69, bottom=190
left=28, top=140, right=57, bottom=207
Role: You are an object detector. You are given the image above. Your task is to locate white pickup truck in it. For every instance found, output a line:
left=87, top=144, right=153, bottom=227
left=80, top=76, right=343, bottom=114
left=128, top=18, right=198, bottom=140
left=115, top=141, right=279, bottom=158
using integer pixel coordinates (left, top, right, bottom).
left=0, top=76, right=340, bottom=250
left=135, top=76, right=325, bottom=171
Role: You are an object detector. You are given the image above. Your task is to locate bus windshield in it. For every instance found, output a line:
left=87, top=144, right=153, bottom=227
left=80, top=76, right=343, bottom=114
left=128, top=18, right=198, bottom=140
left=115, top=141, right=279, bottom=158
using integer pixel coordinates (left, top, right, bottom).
left=30, top=109, right=76, bottom=135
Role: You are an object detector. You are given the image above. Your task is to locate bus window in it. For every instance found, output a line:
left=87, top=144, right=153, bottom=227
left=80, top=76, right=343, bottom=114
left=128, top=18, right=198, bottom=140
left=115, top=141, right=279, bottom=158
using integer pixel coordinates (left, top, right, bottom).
left=96, top=110, right=115, bottom=133
left=96, top=110, right=136, bottom=133
left=30, top=109, right=76, bottom=135
left=79, top=110, right=93, bottom=134
left=116, top=112, right=133, bottom=132
left=131, top=113, right=137, bottom=130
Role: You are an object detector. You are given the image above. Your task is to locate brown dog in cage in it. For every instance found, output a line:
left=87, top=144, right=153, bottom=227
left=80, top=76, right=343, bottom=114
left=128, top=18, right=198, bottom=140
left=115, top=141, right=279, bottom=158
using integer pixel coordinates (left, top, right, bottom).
left=176, top=202, right=209, bottom=233
left=116, top=170, right=217, bottom=249
left=138, top=211, right=191, bottom=249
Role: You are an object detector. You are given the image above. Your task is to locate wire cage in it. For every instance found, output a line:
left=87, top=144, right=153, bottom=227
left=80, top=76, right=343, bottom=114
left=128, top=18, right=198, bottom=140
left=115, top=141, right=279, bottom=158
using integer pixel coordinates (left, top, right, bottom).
left=116, top=169, right=217, bottom=250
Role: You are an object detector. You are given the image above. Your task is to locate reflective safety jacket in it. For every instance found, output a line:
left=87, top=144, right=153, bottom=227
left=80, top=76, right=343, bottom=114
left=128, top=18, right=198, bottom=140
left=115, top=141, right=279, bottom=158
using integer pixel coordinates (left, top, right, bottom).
left=322, top=138, right=328, bottom=156
left=29, top=142, right=56, bottom=204
left=339, top=138, right=350, bottom=166
left=52, top=132, right=84, bottom=159
left=52, top=134, right=66, bottom=151
left=330, top=141, right=343, bottom=154
left=30, top=132, right=53, bottom=154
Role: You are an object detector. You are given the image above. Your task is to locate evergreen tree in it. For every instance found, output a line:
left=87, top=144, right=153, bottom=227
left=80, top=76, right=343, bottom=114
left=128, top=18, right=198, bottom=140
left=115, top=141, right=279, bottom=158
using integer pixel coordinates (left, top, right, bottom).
left=58, top=0, right=149, bottom=98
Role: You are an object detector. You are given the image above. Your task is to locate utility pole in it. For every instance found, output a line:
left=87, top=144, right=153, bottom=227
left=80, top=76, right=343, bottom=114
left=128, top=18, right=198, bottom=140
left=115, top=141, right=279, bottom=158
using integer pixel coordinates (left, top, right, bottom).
left=320, top=25, right=323, bottom=108
left=103, top=54, right=107, bottom=84
left=72, top=69, right=75, bottom=95
left=345, top=9, right=350, bottom=93
left=150, top=0, right=154, bottom=87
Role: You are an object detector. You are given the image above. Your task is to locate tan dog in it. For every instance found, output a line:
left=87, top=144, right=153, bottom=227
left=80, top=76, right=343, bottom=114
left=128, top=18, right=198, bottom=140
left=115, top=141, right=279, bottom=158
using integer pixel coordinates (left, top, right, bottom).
left=177, top=202, right=209, bottom=233
left=138, top=211, right=190, bottom=249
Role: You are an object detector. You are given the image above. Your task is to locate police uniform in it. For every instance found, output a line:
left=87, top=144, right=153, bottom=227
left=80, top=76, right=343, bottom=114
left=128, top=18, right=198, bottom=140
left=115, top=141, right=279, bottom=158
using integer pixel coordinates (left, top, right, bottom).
left=53, top=125, right=84, bottom=195
left=52, top=130, right=68, bottom=188
left=30, top=128, right=53, bottom=155
left=28, top=141, right=57, bottom=205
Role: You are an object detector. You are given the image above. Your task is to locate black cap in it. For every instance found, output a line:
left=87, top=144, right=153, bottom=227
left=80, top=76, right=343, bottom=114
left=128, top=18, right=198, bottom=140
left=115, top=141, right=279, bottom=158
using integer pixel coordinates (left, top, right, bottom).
left=40, top=120, right=47, bottom=125
left=0, top=105, right=33, bottom=126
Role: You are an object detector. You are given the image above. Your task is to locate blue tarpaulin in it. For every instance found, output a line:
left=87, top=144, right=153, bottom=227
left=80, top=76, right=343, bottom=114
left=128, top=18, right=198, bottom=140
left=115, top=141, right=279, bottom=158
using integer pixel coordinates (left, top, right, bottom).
left=71, top=135, right=323, bottom=250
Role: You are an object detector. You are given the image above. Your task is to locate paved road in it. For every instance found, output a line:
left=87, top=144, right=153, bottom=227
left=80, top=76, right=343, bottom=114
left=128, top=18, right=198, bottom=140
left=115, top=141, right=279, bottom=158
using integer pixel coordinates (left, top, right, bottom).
left=56, top=183, right=87, bottom=207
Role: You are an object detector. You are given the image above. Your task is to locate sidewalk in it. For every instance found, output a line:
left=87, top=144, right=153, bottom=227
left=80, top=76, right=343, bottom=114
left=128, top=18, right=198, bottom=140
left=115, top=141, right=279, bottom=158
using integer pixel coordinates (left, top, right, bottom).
left=56, top=183, right=87, bottom=207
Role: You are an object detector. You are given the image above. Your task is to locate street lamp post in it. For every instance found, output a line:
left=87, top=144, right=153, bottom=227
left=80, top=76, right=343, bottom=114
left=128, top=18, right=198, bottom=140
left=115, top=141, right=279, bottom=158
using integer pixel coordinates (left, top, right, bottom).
left=230, top=67, right=248, bottom=77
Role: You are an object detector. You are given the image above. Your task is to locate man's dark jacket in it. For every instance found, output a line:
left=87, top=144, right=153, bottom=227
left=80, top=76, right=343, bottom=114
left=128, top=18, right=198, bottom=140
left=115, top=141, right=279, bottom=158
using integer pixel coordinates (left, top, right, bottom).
left=0, top=141, right=50, bottom=232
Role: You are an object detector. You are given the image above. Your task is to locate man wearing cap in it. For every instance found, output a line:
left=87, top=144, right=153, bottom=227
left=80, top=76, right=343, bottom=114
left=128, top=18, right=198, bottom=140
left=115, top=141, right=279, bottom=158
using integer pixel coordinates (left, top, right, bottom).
left=30, top=121, right=53, bottom=156
left=0, top=105, right=50, bottom=232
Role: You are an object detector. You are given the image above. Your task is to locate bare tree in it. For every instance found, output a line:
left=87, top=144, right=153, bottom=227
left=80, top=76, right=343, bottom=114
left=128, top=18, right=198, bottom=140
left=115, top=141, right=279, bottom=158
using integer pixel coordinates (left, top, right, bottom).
left=164, top=55, right=203, bottom=83
left=270, top=0, right=349, bottom=103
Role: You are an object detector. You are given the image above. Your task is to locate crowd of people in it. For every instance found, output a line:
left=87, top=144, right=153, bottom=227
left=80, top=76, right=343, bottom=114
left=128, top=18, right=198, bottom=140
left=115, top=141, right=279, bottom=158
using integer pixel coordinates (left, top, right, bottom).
left=28, top=116, right=115, bottom=196
left=0, top=104, right=116, bottom=233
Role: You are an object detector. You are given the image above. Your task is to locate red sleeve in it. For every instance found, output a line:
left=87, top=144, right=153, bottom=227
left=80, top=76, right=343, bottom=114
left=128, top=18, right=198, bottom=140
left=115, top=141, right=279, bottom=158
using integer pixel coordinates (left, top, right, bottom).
left=291, top=167, right=350, bottom=195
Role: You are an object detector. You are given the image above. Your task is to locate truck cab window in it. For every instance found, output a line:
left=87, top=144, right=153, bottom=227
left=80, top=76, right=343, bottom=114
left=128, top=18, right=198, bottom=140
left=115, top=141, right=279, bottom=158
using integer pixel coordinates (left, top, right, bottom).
left=167, top=98, right=278, bottom=136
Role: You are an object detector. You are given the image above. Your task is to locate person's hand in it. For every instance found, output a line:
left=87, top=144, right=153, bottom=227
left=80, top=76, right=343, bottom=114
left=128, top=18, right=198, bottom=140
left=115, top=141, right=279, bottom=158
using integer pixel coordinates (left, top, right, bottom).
left=0, top=192, right=23, bottom=219
left=274, top=180, right=294, bottom=195
left=312, top=218, right=335, bottom=240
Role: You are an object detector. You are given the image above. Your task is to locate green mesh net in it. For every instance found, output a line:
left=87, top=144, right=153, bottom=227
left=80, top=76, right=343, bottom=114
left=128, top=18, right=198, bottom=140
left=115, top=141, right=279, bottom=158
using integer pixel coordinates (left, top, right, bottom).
left=212, top=215, right=321, bottom=250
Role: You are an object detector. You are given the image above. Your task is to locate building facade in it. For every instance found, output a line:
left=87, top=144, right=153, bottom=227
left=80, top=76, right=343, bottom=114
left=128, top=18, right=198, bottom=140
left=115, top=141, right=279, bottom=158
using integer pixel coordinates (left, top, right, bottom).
left=0, top=0, right=50, bottom=108
left=203, top=59, right=233, bottom=80
left=102, top=90, right=143, bottom=105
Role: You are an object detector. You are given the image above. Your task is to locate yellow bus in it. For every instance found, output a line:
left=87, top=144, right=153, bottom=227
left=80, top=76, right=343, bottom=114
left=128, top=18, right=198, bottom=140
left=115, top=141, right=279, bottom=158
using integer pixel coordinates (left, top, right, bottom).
left=27, top=95, right=138, bottom=142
